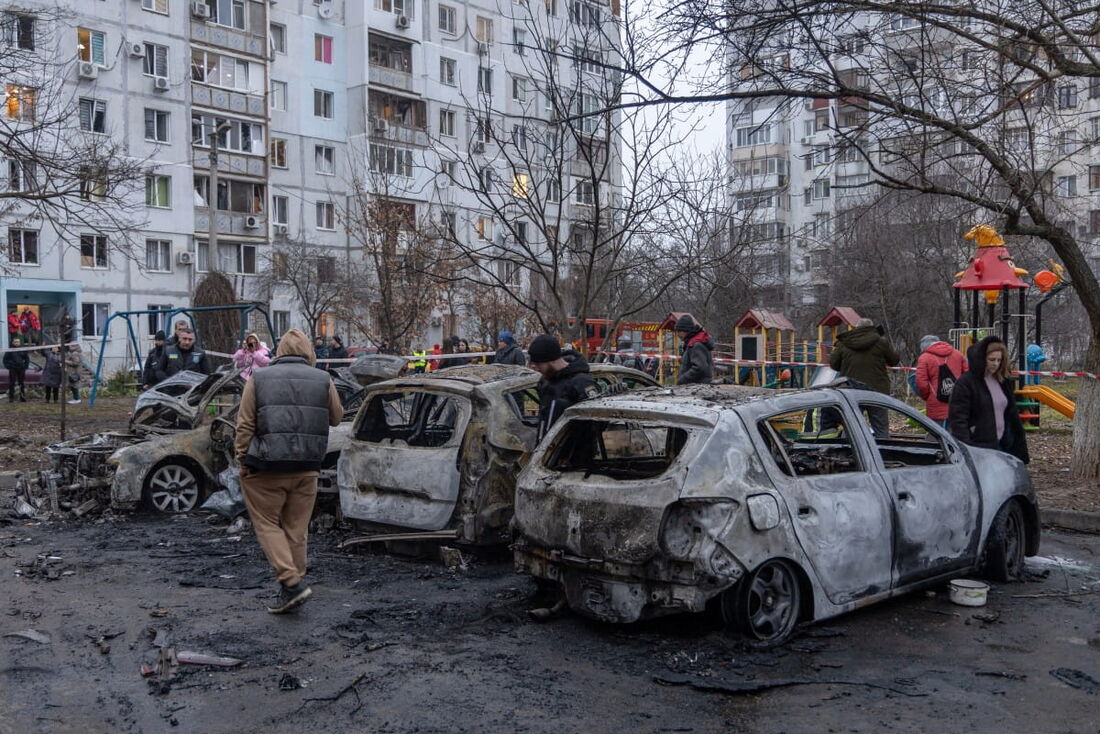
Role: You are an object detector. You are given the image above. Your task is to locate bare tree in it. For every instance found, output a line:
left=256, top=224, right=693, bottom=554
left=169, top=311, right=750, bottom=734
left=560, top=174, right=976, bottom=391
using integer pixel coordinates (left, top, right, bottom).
left=613, top=0, right=1100, bottom=478
left=0, top=6, right=149, bottom=271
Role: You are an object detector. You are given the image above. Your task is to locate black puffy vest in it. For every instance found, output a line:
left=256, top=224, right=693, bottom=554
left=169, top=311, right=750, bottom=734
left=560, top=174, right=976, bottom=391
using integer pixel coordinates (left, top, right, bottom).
left=244, top=356, right=332, bottom=472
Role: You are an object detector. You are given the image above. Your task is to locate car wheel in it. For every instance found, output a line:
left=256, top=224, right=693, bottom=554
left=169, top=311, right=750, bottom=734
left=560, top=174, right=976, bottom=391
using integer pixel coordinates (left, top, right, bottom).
left=144, top=462, right=203, bottom=514
left=722, top=559, right=801, bottom=647
left=981, top=500, right=1025, bottom=582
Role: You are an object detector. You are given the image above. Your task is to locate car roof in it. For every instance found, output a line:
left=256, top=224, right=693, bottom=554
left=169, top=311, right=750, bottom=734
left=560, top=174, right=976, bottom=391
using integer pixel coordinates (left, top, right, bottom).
left=365, top=364, right=537, bottom=395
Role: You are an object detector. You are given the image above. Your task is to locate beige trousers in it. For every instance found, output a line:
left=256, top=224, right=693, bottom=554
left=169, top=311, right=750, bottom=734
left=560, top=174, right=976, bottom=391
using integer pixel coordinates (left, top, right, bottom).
left=241, top=472, right=318, bottom=586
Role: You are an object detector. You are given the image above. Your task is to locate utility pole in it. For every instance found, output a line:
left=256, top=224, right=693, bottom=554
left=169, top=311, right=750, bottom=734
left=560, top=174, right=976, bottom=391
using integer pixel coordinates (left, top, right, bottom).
left=58, top=310, right=75, bottom=442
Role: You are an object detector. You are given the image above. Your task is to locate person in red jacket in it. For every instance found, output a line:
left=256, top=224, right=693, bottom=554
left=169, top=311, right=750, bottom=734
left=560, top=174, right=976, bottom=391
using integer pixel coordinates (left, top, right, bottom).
left=915, top=334, right=966, bottom=426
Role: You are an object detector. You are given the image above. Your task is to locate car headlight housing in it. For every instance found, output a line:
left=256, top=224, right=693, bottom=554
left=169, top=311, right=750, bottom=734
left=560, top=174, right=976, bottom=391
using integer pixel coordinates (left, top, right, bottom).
left=659, top=499, right=738, bottom=561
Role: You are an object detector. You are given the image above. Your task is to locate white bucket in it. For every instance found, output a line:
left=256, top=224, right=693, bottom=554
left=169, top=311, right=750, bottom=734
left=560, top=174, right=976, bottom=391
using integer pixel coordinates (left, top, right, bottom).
left=949, top=579, right=989, bottom=607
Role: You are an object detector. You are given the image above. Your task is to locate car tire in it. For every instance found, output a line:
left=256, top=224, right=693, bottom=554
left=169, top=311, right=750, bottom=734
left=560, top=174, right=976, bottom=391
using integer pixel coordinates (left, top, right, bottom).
left=721, top=559, right=801, bottom=648
left=980, top=500, right=1026, bottom=582
left=143, top=461, right=205, bottom=515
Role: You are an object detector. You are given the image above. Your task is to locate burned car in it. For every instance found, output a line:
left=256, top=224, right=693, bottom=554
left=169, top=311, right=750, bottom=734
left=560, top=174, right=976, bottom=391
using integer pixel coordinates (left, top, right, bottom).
left=338, top=363, right=657, bottom=545
left=513, top=384, right=1040, bottom=645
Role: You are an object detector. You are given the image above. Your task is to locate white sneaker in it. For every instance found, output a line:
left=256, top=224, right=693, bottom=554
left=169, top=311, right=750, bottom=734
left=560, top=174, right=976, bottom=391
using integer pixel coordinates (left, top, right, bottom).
left=67, top=399, right=80, bottom=404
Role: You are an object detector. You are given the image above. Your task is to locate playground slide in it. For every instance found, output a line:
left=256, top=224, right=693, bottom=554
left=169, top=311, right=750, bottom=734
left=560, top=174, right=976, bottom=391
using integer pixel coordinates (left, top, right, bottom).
left=1016, top=385, right=1076, bottom=419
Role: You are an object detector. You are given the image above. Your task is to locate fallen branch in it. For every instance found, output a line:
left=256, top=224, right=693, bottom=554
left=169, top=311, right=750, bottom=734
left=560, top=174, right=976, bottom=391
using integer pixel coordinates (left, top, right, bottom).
left=296, top=673, right=370, bottom=715
left=654, top=672, right=927, bottom=698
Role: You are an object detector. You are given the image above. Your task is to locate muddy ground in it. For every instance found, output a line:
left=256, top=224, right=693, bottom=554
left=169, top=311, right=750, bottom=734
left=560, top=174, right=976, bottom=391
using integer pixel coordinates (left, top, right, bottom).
left=1, top=513, right=1098, bottom=733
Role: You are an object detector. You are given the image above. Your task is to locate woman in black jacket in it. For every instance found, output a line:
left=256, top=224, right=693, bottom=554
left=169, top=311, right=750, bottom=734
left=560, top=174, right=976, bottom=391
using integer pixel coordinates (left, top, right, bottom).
left=947, top=336, right=1029, bottom=463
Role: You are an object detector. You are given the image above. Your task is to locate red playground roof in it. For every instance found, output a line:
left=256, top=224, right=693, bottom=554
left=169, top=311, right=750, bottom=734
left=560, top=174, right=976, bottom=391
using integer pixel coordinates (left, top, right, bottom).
left=817, top=306, right=862, bottom=328
left=954, top=245, right=1028, bottom=290
left=659, top=312, right=692, bottom=330
left=734, top=309, right=795, bottom=331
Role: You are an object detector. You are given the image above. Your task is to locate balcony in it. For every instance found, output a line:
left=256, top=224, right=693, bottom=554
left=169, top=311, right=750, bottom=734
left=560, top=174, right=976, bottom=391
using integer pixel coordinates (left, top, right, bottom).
left=191, top=20, right=266, bottom=59
left=368, top=65, right=415, bottom=93
left=194, top=208, right=267, bottom=240
left=192, top=150, right=266, bottom=178
left=191, top=83, right=265, bottom=118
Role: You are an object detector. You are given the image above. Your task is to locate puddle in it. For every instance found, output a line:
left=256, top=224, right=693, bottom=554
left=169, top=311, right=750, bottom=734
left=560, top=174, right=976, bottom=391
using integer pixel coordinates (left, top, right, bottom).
left=1026, top=556, right=1095, bottom=574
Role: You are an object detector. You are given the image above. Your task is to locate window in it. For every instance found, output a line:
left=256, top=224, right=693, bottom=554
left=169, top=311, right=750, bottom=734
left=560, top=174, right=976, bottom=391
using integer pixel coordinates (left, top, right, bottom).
left=225, top=243, right=257, bottom=274
left=476, top=16, right=493, bottom=43
left=440, top=159, right=456, bottom=179
left=8, top=159, right=35, bottom=192
left=271, top=80, right=287, bottom=111
left=5, top=13, right=35, bottom=50
left=316, top=201, right=335, bottom=230
left=190, top=50, right=257, bottom=92
left=145, top=175, right=171, bottom=208
left=80, top=234, right=108, bottom=269
left=5, top=85, right=35, bottom=122
left=81, top=303, right=109, bottom=337
left=574, top=93, right=600, bottom=134
left=544, top=420, right=688, bottom=479
left=439, top=57, right=456, bottom=85
left=1056, top=175, right=1077, bottom=197
left=758, top=406, right=861, bottom=477
left=479, top=166, right=493, bottom=193
left=574, top=179, right=596, bottom=205
left=314, top=89, right=334, bottom=119
left=513, top=28, right=526, bottom=54
left=1091, top=210, right=1100, bottom=235
left=375, top=0, right=411, bottom=15
left=145, top=239, right=172, bottom=272
left=370, top=144, right=414, bottom=176
left=568, top=0, right=600, bottom=26
left=474, top=117, right=492, bottom=143
left=315, top=145, right=335, bottom=175
left=735, top=124, right=772, bottom=147
left=78, top=98, right=106, bottom=133
left=440, top=209, right=457, bottom=237
left=356, top=391, right=468, bottom=446
left=858, top=403, right=950, bottom=467
left=77, top=28, right=105, bottom=65
left=478, top=66, right=492, bottom=94
left=1058, top=85, right=1078, bottom=109
left=439, top=109, right=456, bottom=136
left=314, top=34, right=333, bottom=64
left=144, top=108, right=170, bottom=142
left=1057, top=130, right=1079, bottom=156
left=1090, top=165, right=1100, bottom=192
left=438, top=4, right=456, bottom=33
left=546, top=176, right=561, bottom=202
left=9, top=228, right=38, bottom=265
left=573, top=45, right=602, bottom=75
left=811, top=178, right=830, bottom=199
left=191, top=114, right=265, bottom=155
left=270, top=23, right=286, bottom=53
left=79, top=169, right=107, bottom=201
left=142, top=0, right=168, bottom=13
left=272, top=195, right=288, bottom=224
left=273, top=310, right=289, bottom=335
left=476, top=215, right=493, bottom=240
left=206, top=0, right=246, bottom=30
left=148, top=305, right=173, bottom=336
left=194, top=176, right=265, bottom=213
left=511, top=76, right=527, bottom=102
left=511, top=124, right=528, bottom=151
left=270, top=138, right=287, bottom=168
left=143, top=43, right=169, bottom=78
left=512, top=172, right=530, bottom=198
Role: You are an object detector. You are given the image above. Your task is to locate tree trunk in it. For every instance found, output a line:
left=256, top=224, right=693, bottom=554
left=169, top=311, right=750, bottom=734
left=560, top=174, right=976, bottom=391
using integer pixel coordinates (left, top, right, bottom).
left=1070, top=339, right=1100, bottom=481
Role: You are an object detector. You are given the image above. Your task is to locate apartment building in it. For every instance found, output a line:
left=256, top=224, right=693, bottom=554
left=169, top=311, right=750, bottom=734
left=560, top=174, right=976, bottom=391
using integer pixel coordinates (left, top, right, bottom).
left=1, top=0, right=621, bottom=372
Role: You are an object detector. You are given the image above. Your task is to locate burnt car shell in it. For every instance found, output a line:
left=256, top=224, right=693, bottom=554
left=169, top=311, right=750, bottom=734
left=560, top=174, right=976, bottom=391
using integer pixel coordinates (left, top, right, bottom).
left=338, top=363, right=657, bottom=544
left=513, top=384, right=1039, bottom=635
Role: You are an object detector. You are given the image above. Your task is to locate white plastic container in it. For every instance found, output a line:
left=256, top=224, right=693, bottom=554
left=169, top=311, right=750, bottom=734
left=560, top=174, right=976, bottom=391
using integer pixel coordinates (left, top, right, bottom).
left=949, top=579, right=989, bottom=607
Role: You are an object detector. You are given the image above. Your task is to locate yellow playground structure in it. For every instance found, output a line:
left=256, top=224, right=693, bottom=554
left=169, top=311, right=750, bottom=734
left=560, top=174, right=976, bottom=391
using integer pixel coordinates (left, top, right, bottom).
left=1016, top=384, right=1075, bottom=419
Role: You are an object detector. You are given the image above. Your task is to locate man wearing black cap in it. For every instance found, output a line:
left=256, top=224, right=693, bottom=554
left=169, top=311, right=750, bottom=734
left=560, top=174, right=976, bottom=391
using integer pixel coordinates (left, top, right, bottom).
left=673, top=314, right=714, bottom=385
left=142, top=330, right=167, bottom=390
left=527, top=334, right=598, bottom=439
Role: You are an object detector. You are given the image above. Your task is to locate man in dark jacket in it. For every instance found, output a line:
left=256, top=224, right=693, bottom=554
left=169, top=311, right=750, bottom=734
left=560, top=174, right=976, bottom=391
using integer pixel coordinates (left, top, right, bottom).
left=154, top=329, right=210, bottom=382
left=528, top=334, right=598, bottom=439
left=947, top=336, right=1029, bottom=463
left=829, top=317, right=899, bottom=437
left=313, top=336, right=329, bottom=371
left=326, top=335, right=349, bottom=373
left=494, top=331, right=527, bottom=366
left=674, top=314, right=714, bottom=385
left=235, top=328, right=344, bottom=614
left=3, top=337, right=29, bottom=402
left=142, top=330, right=166, bottom=390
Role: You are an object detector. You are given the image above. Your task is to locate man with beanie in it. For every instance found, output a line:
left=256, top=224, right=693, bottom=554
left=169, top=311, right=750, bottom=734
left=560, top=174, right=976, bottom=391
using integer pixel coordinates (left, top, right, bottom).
left=915, top=334, right=965, bottom=427
left=3, top=337, right=29, bottom=402
left=528, top=334, right=598, bottom=439
left=142, top=330, right=166, bottom=390
left=235, top=328, right=344, bottom=614
left=829, top=317, right=900, bottom=436
left=494, top=330, right=526, bottom=366
left=326, top=335, right=348, bottom=373
left=673, top=314, right=714, bottom=385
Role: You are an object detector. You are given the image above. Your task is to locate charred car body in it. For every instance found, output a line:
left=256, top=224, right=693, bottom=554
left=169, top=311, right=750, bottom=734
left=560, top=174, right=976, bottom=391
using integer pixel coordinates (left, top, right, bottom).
left=513, top=384, right=1040, bottom=645
left=338, top=363, right=657, bottom=545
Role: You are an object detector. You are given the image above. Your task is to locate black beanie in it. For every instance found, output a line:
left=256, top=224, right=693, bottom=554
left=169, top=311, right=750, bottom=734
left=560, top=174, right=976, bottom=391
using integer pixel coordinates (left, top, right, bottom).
left=527, top=334, right=562, bottom=364
left=154, top=330, right=166, bottom=341
left=674, top=314, right=696, bottom=332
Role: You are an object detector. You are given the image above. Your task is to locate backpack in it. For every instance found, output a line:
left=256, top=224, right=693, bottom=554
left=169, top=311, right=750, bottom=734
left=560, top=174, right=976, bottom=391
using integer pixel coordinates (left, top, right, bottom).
left=935, top=361, right=957, bottom=403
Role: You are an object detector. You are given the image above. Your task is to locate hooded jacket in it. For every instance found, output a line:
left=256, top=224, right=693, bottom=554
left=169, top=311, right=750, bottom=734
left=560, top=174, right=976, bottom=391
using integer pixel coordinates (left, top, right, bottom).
left=231, top=333, right=271, bottom=380
left=494, top=342, right=527, bottom=366
left=3, top=348, right=29, bottom=372
left=947, top=336, right=1029, bottom=463
left=677, top=328, right=714, bottom=385
left=537, top=350, right=597, bottom=439
left=235, top=328, right=344, bottom=474
left=828, top=325, right=900, bottom=394
left=915, top=341, right=966, bottom=421
left=142, top=342, right=165, bottom=387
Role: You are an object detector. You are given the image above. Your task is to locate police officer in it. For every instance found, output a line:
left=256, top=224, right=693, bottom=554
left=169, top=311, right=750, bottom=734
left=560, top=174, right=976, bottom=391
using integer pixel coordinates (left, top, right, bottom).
left=154, top=328, right=210, bottom=382
left=527, top=334, right=598, bottom=439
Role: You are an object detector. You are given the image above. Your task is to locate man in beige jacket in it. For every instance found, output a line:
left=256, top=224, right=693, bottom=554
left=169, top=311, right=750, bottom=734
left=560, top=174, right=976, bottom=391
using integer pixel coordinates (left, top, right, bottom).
left=235, top=328, right=343, bottom=613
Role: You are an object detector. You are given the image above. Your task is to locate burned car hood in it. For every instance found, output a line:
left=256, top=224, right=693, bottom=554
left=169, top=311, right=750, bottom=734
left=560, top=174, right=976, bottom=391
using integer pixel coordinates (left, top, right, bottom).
left=130, top=369, right=244, bottom=435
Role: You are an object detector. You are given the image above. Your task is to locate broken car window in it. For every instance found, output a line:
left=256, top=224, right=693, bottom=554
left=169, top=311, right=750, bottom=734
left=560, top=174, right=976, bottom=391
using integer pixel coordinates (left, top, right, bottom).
left=759, top=406, right=862, bottom=477
left=508, top=388, right=541, bottom=427
left=545, top=419, right=689, bottom=480
left=858, top=403, right=950, bottom=469
left=356, top=391, right=465, bottom=448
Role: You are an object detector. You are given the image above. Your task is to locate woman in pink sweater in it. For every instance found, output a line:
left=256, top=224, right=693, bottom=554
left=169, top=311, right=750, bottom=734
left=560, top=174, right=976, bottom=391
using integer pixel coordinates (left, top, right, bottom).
left=232, top=332, right=271, bottom=380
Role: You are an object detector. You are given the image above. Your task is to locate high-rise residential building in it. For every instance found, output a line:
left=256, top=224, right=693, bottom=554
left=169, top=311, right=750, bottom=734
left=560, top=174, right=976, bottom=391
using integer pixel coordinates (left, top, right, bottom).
left=0, top=0, right=621, bottom=373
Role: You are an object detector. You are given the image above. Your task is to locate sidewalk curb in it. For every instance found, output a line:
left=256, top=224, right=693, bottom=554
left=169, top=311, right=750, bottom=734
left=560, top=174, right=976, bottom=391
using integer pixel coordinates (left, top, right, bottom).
left=1042, top=508, right=1100, bottom=534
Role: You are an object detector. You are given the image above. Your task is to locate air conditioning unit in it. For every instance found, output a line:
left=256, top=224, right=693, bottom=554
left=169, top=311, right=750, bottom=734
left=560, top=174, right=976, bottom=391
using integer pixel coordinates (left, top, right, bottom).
left=128, top=42, right=146, bottom=58
left=476, top=42, right=489, bottom=56
left=153, top=76, right=170, bottom=92
left=317, top=1, right=334, bottom=19
left=273, top=223, right=289, bottom=235
left=372, top=118, right=389, bottom=133
left=176, top=251, right=194, bottom=266
left=77, top=62, right=98, bottom=79
left=395, top=14, right=410, bottom=29
left=190, top=1, right=210, bottom=19
left=472, top=141, right=485, bottom=153
left=800, top=135, right=814, bottom=145
left=245, top=215, right=261, bottom=229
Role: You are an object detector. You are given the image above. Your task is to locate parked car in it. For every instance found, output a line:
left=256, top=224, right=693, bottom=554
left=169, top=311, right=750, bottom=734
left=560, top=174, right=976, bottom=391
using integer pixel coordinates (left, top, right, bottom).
left=337, top=363, right=658, bottom=545
left=513, top=383, right=1040, bottom=645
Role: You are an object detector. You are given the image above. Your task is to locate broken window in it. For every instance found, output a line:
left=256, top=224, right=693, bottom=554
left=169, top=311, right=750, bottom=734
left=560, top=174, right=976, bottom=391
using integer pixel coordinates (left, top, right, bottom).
left=758, top=406, right=862, bottom=477
left=545, top=419, right=689, bottom=480
left=508, top=388, right=541, bottom=427
left=856, top=403, right=950, bottom=468
left=356, top=391, right=466, bottom=448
